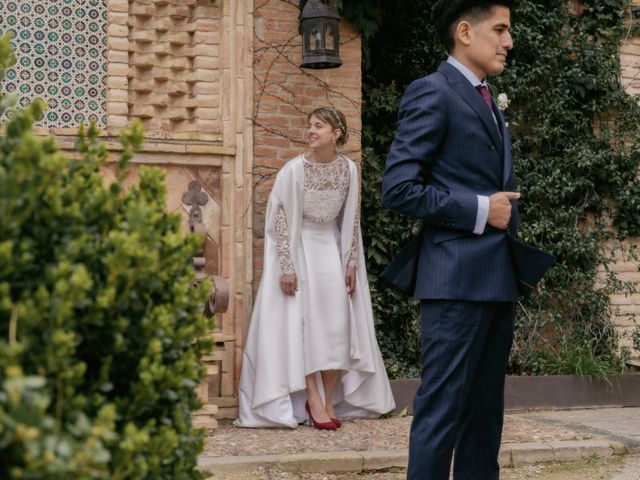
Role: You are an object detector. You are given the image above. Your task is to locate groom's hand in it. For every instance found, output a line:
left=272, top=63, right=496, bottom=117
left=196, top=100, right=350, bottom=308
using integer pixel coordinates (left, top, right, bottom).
left=488, top=191, right=520, bottom=230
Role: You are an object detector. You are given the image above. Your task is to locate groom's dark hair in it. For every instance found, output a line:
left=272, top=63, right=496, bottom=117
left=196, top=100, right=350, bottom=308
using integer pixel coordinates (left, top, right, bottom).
left=432, top=0, right=515, bottom=52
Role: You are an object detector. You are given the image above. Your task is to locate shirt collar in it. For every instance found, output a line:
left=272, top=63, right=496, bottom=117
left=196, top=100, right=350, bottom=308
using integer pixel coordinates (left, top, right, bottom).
left=447, top=55, right=487, bottom=88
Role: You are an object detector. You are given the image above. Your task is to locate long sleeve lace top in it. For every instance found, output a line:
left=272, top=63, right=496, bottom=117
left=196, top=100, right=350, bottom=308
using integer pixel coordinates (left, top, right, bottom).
left=275, top=155, right=360, bottom=276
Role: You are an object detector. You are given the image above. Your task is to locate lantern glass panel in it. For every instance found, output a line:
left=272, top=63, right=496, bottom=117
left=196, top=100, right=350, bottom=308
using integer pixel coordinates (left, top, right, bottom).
left=324, top=23, right=335, bottom=50
left=311, top=25, right=321, bottom=51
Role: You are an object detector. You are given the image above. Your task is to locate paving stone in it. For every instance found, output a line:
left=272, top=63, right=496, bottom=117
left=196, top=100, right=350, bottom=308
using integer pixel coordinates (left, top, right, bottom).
left=198, top=454, right=277, bottom=475
left=549, top=439, right=614, bottom=462
left=277, top=451, right=363, bottom=474
left=498, top=446, right=513, bottom=467
left=361, top=449, right=407, bottom=471
left=508, top=442, right=554, bottom=466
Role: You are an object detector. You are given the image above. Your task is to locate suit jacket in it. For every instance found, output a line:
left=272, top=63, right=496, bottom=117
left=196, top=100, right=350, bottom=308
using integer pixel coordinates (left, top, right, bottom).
left=382, top=61, right=520, bottom=302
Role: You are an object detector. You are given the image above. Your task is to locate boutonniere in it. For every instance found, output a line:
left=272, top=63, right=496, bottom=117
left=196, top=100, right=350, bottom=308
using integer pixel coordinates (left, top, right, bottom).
left=496, top=93, right=510, bottom=111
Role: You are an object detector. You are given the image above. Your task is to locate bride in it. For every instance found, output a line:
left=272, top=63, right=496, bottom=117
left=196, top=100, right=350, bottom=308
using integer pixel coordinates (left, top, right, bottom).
left=235, top=107, right=395, bottom=430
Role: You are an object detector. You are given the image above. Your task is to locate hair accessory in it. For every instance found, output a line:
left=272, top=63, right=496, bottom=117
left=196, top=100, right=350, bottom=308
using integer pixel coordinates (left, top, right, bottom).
left=329, top=107, right=346, bottom=134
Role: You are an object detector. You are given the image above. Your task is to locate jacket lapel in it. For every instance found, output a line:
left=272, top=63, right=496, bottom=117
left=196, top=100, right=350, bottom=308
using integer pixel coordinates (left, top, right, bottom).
left=494, top=106, right=513, bottom=188
left=438, top=62, right=503, bottom=157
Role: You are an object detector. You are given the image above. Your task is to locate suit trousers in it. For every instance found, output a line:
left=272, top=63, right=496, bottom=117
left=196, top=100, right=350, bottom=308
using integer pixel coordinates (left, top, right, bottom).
left=407, top=300, right=515, bottom=480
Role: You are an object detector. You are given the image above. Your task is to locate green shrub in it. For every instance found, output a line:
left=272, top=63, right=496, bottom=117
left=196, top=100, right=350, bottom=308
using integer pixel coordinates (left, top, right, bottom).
left=0, top=34, right=212, bottom=479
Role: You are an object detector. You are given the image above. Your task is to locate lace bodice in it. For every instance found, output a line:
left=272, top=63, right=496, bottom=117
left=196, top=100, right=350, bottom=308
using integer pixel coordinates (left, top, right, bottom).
left=275, top=156, right=360, bottom=275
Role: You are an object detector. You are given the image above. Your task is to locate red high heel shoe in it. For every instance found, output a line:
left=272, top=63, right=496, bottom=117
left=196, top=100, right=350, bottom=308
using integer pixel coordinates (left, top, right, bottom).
left=305, top=402, right=337, bottom=430
left=330, top=417, right=342, bottom=428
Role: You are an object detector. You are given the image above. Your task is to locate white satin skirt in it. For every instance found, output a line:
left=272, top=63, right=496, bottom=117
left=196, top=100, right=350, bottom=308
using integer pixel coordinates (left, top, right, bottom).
left=235, top=220, right=395, bottom=429
left=300, top=220, right=351, bottom=374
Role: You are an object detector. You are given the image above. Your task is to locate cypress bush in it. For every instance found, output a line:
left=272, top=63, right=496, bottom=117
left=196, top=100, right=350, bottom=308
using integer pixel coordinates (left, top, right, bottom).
left=0, top=34, right=212, bottom=479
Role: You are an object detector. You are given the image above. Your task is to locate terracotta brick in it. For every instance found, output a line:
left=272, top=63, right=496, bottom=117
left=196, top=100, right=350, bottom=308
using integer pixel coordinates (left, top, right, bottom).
left=196, top=119, right=221, bottom=133
left=194, top=94, right=219, bottom=108
left=194, top=108, right=218, bottom=120
left=129, top=105, right=156, bottom=118
left=107, top=50, right=129, bottom=63
left=107, top=102, right=129, bottom=116
left=108, top=115, right=128, bottom=128
left=108, top=23, right=129, bottom=37
left=107, top=76, right=128, bottom=90
left=162, top=121, right=198, bottom=132
left=193, top=82, right=218, bottom=94
left=129, top=3, right=154, bottom=16
left=111, top=0, right=129, bottom=13
left=168, top=32, right=193, bottom=45
left=194, top=56, right=220, bottom=69
left=129, top=30, right=156, bottom=43
left=109, top=63, right=129, bottom=76
left=109, top=89, right=129, bottom=102
left=109, top=37, right=130, bottom=51
left=109, top=11, right=129, bottom=25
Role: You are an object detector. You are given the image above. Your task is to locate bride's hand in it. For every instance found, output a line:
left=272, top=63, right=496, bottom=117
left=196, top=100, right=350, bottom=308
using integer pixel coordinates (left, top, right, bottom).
left=345, top=265, right=356, bottom=296
left=280, top=273, right=297, bottom=296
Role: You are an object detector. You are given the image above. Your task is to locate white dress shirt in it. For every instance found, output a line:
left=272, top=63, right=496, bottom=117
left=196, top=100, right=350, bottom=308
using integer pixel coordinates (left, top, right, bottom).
left=446, top=55, right=491, bottom=235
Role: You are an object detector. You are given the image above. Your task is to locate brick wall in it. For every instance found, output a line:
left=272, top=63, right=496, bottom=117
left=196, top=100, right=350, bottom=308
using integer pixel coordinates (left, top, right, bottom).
left=613, top=2, right=640, bottom=363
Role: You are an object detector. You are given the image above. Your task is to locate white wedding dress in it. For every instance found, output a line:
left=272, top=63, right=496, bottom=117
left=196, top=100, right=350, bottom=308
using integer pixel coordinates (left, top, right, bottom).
left=235, top=154, right=395, bottom=428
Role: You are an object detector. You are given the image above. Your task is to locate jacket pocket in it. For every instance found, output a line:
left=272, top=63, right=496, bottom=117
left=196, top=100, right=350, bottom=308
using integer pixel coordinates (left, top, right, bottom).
left=431, top=230, right=473, bottom=245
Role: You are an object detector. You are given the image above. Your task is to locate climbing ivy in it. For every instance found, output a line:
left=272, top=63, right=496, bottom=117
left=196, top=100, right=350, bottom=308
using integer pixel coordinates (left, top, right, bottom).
left=343, top=0, right=640, bottom=376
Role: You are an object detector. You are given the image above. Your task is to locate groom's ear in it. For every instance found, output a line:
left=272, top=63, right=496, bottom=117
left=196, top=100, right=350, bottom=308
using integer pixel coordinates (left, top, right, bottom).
left=454, top=20, right=473, bottom=48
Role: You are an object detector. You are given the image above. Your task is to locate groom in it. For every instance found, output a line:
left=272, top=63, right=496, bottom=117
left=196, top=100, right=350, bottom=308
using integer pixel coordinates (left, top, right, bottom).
left=382, top=1, right=520, bottom=479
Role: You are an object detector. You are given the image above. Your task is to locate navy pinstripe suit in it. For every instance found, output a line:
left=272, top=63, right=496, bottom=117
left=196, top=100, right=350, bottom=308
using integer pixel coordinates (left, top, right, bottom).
left=382, top=61, right=518, bottom=479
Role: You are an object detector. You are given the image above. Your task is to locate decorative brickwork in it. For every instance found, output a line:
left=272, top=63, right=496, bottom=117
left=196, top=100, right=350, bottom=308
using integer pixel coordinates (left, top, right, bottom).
left=105, top=0, right=256, bottom=420
left=107, top=0, right=222, bottom=140
left=0, top=0, right=107, bottom=127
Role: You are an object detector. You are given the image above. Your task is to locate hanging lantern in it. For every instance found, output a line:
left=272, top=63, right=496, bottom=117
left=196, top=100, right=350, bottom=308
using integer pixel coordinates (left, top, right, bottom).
left=299, top=0, right=342, bottom=69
